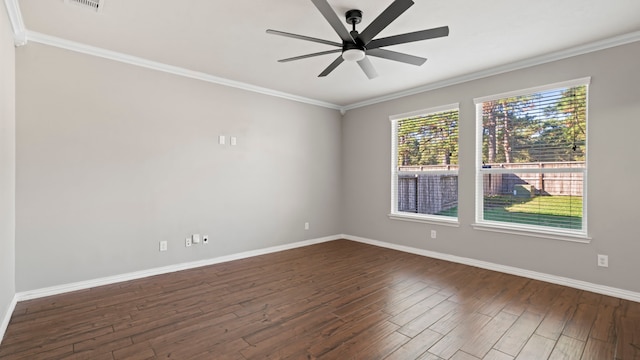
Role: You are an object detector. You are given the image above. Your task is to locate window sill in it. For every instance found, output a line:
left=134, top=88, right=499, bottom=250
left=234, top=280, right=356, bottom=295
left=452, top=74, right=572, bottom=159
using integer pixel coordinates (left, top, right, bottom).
left=388, top=213, right=460, bottom=227
left=471, top=222, right=591, bottom=243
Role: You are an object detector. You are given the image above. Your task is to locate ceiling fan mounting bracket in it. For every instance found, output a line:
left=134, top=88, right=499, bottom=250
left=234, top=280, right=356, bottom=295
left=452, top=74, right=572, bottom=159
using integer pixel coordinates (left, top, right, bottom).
left=345, top=9, right=362, bottom=26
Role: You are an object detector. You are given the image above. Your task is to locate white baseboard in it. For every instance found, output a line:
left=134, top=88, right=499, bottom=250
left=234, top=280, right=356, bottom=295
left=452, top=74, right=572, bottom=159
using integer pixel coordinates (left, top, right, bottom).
left=11, top=233, right=640, bottom=307
left=0, top=294, right=18, bottom=344
left=342, top=234, right=640, bottom=303
left=15, top=235, right=341, bottom=302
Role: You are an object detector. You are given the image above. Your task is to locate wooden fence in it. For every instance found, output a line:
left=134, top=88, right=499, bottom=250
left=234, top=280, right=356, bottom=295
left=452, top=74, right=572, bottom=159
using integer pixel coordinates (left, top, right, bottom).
left=482, top=162, right=584, bottom=196
left=397, top=161, right=583, bottom=215
left=398, top=174, right=458, bottom=214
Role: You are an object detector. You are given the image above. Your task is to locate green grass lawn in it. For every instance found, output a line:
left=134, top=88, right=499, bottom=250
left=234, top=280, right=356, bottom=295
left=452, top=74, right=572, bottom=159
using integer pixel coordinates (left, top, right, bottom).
left=484, top=195, right=582, bottom=229
left=435, top=195, right=583, bottom=229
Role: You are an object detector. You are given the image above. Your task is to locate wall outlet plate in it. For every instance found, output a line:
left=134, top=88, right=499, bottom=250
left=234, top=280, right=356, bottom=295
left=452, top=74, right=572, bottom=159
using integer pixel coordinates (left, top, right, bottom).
left=597, top=254, right=608, bottom=267
left=202, top=235, right=209, bottom=244
left=193, top=234, right=201, bottom=244
left=159, top=241, right=168, bottom=252
left=431, top=230, right=437, bottom=239
left=185, top=237, right=192, bottom=247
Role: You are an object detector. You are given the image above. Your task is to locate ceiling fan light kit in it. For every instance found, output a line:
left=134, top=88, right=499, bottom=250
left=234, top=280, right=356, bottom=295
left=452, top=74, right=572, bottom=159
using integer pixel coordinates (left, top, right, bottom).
left=342, top=48, right=366, bottom=62
left=267, top=0, right=449, bottom=79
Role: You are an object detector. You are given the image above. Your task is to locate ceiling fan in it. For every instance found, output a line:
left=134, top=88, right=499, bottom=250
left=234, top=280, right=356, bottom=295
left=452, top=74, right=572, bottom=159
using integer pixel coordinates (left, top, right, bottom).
left=266, top=0, right=449, bottom=79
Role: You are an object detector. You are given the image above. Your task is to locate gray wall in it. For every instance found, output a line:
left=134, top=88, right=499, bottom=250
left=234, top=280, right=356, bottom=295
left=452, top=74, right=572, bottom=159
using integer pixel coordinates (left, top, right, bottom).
left=15, top=43, right=342, bottom=291
left=0, top=3, right=16, bottom=327
left=342, top=41, right=640, bottom=293
left=10, top=32, right=640, bottom=296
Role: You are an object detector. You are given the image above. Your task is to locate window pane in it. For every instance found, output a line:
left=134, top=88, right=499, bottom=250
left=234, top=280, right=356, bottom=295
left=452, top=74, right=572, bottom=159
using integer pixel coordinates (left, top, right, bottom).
left=394, top=107, right=459, bottom=219
left=477, top=80, right=588, bottom=235
left=398, top=174, right=458, bottom=216
left=481, top=86, right=587, bottom=165
left=482, top=172, right=583, bottom=230
left=398, top=110, right=458, bottom=166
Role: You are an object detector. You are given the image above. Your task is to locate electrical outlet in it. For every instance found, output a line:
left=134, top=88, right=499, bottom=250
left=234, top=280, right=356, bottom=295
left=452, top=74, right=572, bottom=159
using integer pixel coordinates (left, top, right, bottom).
left=431, top=230, right=437, bottom=239
left=185, top=237, right=192, bottom=247
left=597, top=254, right=608, bottom=267
left=304, top=222, right=309, bottom=230
left=202, top=235, right=209, bottom=244
left=159, top=241, right=168, bottom=252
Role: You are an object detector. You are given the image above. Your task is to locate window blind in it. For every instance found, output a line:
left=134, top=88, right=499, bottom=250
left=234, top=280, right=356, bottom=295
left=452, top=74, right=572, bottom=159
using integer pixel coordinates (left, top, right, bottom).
left=391, top=105, right=459, bottom=220
left=474, top=78, right=589, bottom=235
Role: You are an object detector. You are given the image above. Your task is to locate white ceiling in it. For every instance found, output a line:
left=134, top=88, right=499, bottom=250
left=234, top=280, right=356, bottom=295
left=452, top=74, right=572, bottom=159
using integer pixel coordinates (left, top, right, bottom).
left=13, top=0, right=640, bottom=108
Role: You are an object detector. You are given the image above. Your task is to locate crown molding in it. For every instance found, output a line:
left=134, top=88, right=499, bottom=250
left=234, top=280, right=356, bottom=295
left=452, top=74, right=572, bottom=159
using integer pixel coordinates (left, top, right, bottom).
left=25, top=31, right=343, bottom=111
left=3, top=0, right=26, bottom=45
left=342, top=30, right=640, bottom=111
left=7, top=0, right=640, bottom=113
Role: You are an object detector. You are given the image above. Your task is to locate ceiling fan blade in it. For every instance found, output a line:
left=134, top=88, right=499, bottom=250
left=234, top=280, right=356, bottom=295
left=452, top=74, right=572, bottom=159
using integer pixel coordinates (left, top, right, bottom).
left=357, top=57, right=378, bottom=79
left=319, top=55, right=344, bottom=77
left=310, top=0, right=354, bottom=43
left=266, top=29, right=342, bottom=47
left=367, top=26, right=449, bottom=50
left=358, top=0, right=414, bottom=45
left=278, top=49, right=342, bottom=63
left=367, top=48, right=426, bottom=66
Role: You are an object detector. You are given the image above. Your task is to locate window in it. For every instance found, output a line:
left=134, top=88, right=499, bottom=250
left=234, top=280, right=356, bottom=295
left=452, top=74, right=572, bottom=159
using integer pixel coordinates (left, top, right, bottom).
left=474, top=78, right=589, bottom=239
left=390, top=104, right=459, bottom=224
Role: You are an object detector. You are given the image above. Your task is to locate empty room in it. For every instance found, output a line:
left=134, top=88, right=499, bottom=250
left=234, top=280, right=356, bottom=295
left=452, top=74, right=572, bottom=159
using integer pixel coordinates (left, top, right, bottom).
left=1, top=0, right=640, bottom=359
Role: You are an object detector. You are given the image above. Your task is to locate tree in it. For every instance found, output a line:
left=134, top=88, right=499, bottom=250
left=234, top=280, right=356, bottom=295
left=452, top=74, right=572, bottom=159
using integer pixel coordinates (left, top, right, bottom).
left=482, top=96, right=534, bottom=164
left=397, top=110, right=459, bottom=166
left=528, top=86, right=587, bottom=162
left=480, top=86, right=590, bottom=165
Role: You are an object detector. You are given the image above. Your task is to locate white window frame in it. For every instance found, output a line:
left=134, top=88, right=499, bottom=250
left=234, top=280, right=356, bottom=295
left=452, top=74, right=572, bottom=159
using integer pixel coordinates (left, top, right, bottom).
left=472, top=78, right=590, bottom=242
left=389, top=103, right=460, bottom=226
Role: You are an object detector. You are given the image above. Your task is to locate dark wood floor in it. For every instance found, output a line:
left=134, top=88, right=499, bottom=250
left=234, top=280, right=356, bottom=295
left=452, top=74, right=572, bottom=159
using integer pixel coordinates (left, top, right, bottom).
left=1, top=240, right=639, bottom=360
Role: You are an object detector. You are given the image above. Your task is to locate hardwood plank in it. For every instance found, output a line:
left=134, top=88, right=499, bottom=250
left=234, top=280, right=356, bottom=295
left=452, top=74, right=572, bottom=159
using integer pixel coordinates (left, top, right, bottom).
left=494, top=311, right=545, bottom=356
left=616, top=316, right=640, bottom=360
left=563, top=302, right=599, bottom=341
left=502, top=280, right=547, bottom=316
left=428, top=312, right=492, bottom=359
left=383, top=284, right=440, bottom=316
left=581, top=337, right=615, bottom=360
left=515, top=334, right=556, bottom=360
left=112, top=341, right=156, bottom=360
left=397, top=298, right=458, bottom=337
left=548, top=335, right=585, bottom=360
left=307, top=308, right=389, bottom=357
left=385, top=328, right=444, bottom=360
left=450, top=350, right=481, bottom=360
left=589, top=297, right=620, bottom=342
left=390, top=292, right=450, bottom=327
left=417, top=353, right=445, bottom=360
left=535, top=287, right=582, bottom=340
left=460, top=311, right=519, bottom=358
left=354, top=330, right=409, bottom=360
left=484, top=349, right=515, bottom=360
left=317, top=320, right=400, bottom=359
left=476, top=276, right=529, bottom=318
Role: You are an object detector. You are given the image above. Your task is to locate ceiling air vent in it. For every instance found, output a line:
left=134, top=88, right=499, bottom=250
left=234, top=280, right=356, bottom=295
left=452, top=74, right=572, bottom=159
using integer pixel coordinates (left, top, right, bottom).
left=65, top=0, right=102, bottom=12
